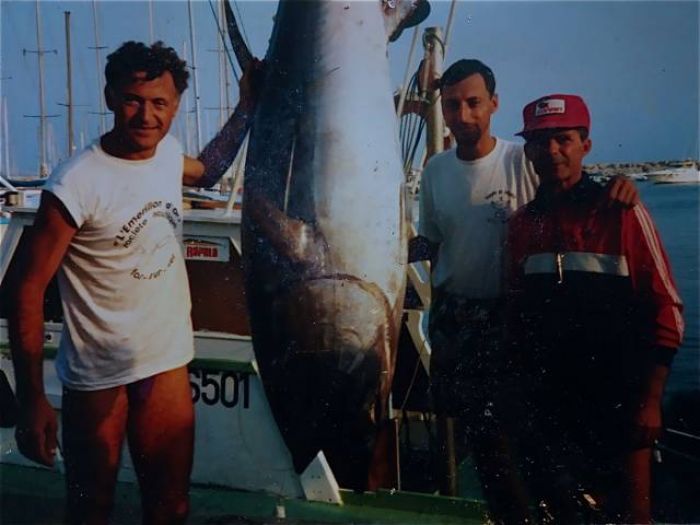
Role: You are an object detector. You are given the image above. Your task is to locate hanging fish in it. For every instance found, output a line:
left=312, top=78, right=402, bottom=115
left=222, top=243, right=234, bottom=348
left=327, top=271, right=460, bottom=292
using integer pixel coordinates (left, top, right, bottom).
left=231, top=0, right=429, bottom=491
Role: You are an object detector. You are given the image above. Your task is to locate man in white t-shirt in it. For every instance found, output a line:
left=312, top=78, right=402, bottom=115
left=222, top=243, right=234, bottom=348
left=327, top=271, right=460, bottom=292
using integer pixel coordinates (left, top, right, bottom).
left=409, top=59, right=638, bottom=523
left=9, top=41, right=261, bottom=524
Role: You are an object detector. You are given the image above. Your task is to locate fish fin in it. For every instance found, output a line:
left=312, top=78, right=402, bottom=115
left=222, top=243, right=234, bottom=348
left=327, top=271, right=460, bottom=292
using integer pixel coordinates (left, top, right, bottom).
left=223, top=0, right=254, bottom=70
left=383, top=0, right=431, bottom=43
left=245, top=192, right=327, bottom=268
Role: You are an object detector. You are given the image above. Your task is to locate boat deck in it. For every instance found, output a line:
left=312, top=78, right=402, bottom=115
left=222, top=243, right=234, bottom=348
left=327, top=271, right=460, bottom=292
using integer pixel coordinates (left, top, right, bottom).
left=0, top=463, right=485, bottom=524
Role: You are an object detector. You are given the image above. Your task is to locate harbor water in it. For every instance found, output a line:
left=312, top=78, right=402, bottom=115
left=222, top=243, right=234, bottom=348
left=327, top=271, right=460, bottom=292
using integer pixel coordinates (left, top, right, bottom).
left=641, top=181, right=699, bottom=397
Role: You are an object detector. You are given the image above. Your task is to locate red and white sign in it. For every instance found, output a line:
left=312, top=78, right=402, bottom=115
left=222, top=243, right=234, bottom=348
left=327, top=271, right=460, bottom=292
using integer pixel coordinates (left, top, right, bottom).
left=183, top=237, right=230, bottom=262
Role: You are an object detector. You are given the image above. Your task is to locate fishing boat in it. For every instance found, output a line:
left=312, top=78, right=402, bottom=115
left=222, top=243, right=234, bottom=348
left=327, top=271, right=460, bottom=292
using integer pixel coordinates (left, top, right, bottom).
left=1, top=1, right=698, bottom=523
left=0, top=195, right=489, bottom=523
left=0, top=1, right=485, bottom=520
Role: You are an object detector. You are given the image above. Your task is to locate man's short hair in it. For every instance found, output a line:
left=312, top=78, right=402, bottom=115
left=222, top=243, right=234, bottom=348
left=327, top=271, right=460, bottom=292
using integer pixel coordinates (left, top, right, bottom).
left=439, top=59, right=496, bottom=97
left=105, top=41, right=189, bottom=94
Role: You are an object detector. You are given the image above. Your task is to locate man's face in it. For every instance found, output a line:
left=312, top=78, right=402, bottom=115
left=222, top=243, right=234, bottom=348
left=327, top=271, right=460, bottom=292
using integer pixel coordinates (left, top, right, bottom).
left=524, top=129, right=592, bottom=189
left=106, top=71, right=180, bottom=159
left=440, top=73, right=498, bottom=147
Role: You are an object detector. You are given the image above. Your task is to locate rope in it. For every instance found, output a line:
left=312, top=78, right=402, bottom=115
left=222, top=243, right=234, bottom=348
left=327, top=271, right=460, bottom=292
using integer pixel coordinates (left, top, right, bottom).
left=232, top=0, right=251, bottom=52
left=396, top=26, right=421, bottom=119
left=442, top=0, right=458, bottom=63
left=207, top=0, right=239, bottom=81
left=398, top=72, right=427, bottom=175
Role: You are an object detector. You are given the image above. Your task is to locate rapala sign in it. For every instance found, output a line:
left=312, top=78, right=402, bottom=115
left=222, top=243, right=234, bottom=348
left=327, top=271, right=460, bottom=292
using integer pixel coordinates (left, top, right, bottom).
left=183, top=237, right=230, bottom=262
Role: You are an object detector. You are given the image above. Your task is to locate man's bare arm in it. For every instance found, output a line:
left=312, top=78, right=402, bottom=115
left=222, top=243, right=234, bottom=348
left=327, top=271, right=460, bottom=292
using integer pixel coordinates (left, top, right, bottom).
left=183, top=59, right=264, bottom=188
left=9, top=192, right=77, bottom=466
left=633, top=359, right=671, bottom=448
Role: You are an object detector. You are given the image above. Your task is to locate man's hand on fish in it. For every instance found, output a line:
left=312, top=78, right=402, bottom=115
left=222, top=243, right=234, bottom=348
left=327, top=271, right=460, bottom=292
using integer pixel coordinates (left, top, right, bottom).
left=238, top=58, right=266, bottom=116
left=183, top=57, right=265, bottom=187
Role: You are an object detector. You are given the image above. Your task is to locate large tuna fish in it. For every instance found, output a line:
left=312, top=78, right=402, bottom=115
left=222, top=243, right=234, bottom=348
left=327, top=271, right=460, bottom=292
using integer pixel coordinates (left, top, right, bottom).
left=241, top=0, right=429, bottom=491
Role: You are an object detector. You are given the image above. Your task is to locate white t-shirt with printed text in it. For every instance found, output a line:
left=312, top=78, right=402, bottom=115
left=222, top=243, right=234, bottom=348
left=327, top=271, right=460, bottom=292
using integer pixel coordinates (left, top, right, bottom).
left=44, top=134, right=194, bottom=390
left=418, top=138, right=539, bottom=299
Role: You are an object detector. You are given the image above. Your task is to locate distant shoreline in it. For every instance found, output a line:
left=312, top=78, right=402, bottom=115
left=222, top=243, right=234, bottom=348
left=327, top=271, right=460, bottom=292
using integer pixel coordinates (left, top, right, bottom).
left=5, top=159, right=699, bottom=183
left=585, top=159, right=698, bottom=178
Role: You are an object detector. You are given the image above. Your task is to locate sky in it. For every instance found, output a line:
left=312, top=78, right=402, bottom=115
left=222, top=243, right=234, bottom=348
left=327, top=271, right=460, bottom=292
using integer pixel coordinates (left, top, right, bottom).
left=1, top=0, right=698, bottom=177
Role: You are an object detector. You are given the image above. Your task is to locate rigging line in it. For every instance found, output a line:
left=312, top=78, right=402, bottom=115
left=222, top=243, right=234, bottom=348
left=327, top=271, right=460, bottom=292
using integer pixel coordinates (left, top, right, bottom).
left=405, top=113, right=417, bottom=154
left=231, top=0, right=251, bottom=52
left=207, top=0, right=240, bottom=82
left=401, top=114, right=417, bottom=165
left=402, top=119, right=413, bottom=167
left=398, top=351, right=423, bottom=415
left=400, top=73, right=423, bottom=171
left=407, top=120, right=426, bottom=171
left=442, top=0, right=458, bottom=63
left=403, top=74, right=425, bottom=170
left=406, top=111, right=420, bottom=161
left=403, top=123, right=416, bottom=171
left=400, top=75, right=418, bottom=130
left=401, top=121, right=409, bottom=157
left=396, top=25, right=420, bottom=118
left=400, top=100, right=412, bottom=146
left=402, top=117, right=417, bottom=171
left=403, top=111, right=424, bottom=167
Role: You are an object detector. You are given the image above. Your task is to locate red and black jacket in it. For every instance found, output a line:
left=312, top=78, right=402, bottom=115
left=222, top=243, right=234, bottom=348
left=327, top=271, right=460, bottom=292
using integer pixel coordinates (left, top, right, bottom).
left=506, top=175, right=683, bottom=393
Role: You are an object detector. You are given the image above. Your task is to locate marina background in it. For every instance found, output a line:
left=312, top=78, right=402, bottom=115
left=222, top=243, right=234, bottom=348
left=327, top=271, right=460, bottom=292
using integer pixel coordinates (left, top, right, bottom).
left=0, top=1, right=697, bottom=396
left=1, top=1, right=697, bottom=176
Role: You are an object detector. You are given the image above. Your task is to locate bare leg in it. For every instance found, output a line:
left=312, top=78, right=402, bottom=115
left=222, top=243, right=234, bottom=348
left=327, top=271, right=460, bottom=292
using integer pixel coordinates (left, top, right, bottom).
left=436, top=415, right=459, bottom=496
left=126, top=366, right=194, bottom=525
left=619, top=447, right=652, bottom=524
left=62, top=385, right=129, bottom=525
left=471, top=431, right=532, bottom=525
left=366, top=418, right=399, bottom=491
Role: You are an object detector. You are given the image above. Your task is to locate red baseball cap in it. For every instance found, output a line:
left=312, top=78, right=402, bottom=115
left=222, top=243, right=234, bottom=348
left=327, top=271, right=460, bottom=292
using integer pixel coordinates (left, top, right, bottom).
left=516, top=94, right=590, bottom=137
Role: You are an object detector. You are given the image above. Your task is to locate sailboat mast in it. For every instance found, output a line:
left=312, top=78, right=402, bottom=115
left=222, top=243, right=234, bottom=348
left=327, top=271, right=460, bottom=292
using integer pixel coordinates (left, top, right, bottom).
left=148, top=0, right=155, bottom=43
left=91, top=0, right=106, bottom=135
left=182, top=41, right=193, bottom=155
left=35, top=0, right=48, bottom=177
left=23, top=0, right=57, bottom=176
left=218, top=0, right=227, bottom=128
left=64, top=11, right=75, bottom=156
left=2, top=98, right=10, bottom=178
left=423, top=27, right=445, bottom=160
left=187, top=0, right=203, bottom=152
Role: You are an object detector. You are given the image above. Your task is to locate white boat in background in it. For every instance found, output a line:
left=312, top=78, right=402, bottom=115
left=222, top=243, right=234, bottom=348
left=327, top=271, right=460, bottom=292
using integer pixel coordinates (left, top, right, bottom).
left=625, top=172, right=649, bottom=181
left=652, top=167, right=700, bottom=185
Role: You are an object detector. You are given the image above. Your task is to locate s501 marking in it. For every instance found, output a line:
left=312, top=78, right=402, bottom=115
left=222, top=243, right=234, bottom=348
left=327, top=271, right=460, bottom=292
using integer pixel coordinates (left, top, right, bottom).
left=189, top=369, right=250, bottom=408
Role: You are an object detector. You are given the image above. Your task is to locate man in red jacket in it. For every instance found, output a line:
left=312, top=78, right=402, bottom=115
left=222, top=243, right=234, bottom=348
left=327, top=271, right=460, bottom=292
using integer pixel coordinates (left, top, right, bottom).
left=507, top=94, right=684, bottom=523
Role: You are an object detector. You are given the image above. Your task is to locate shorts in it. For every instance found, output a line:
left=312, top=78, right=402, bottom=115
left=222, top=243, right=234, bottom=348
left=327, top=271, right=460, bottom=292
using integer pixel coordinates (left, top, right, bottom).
left=428, top=291, right=511, bottom=428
